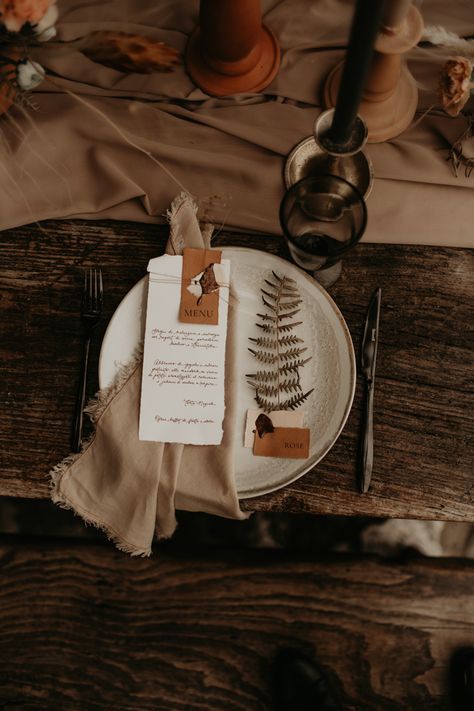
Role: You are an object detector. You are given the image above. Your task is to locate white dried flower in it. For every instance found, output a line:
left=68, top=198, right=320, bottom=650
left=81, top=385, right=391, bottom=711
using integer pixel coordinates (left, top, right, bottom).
left=33, top=3, right=58, bottom=38
left=36, top=25, right=56, bottom=41
left=17, top=60, right=45, bottom=91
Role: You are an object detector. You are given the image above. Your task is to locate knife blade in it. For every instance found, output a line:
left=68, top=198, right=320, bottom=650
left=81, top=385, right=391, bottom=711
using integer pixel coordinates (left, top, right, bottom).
left=358, top=287, right=381, bottom=493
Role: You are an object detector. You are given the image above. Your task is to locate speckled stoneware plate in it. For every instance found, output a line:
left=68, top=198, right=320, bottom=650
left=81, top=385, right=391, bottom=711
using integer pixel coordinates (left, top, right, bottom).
left=98, top=247, right=356, bottom=499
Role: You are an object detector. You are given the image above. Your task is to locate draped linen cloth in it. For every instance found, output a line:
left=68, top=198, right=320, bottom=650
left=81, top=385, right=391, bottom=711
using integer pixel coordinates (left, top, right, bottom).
left=0, top=0, right=472, bottom=247
left=51, top=192, right=248, bottom=556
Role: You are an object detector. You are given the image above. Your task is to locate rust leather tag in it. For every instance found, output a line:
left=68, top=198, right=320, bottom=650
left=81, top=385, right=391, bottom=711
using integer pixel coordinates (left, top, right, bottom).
left=253, top=427, right=310, bottom=459
left=179, top=248, right=222, bottom=325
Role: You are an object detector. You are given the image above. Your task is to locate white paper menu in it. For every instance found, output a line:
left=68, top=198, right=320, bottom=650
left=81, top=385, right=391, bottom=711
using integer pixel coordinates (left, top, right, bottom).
left=139, top=254, right=230, bottom=445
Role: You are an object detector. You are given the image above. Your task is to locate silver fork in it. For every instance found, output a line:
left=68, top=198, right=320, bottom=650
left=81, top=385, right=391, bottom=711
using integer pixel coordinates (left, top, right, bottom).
left=71, top=268, right=103, bottom=453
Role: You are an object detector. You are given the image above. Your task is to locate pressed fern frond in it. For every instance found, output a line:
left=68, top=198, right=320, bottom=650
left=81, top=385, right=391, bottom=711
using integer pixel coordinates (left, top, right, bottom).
left=280, top=347, right=307, bottom=362
left=257, top=321, right=303, bottom=334
left=249, top=271, right=312, bottom=412
left=279, top=389, right=314, bottom=411
left=247, top=377, right=301, bottom=398
left=254, top=392, right=279, bottom=412
left=257, top=311, right=301, bottom=322
left=246, top=370, right=279, bottom=383
left=248, top=349, right=278, bottom=364
left=249, top=335, right=303, bottom=349
left=261, top=296, right=278, bottom=312
left=278, top=299, right=303, bottom=311
left=280, top=377, right=302, bottom=393
left=279, top=335, right=304, bottom=347
left=261, top=289, right=300, bottom=301
left=280, top=358, right=311, bottom=375
left=279, top=309, right=301, bottom=320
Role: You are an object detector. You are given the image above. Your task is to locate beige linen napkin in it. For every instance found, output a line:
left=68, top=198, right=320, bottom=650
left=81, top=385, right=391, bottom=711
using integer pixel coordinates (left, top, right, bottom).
left=51, top=192, right=248, bottom=556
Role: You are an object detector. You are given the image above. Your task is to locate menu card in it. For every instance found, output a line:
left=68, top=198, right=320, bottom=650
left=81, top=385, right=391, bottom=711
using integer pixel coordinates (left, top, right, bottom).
left=139, top=253, right=230, bottom=445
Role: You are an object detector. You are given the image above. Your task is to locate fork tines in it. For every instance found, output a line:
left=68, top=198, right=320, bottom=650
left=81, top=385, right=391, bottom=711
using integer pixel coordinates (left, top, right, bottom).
left=83, top=268, right=103, bottom=312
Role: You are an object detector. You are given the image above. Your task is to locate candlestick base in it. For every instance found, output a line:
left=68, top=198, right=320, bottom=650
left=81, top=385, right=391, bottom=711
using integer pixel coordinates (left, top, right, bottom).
left=186, top=24, right=280, bottom=96
left=285, top=110, right=373, bottom=197
left=324, top=60, right=418, bottom=143
left=284, top=135, right=373, bottom=198
left=323, top=5, right=424, bottom=143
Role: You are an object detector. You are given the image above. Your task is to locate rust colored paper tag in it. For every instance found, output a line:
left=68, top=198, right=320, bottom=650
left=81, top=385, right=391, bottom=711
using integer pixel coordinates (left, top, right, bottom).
left=179, top=248, right=222, bottom=325
left=253, top=427, right=310, bottom=459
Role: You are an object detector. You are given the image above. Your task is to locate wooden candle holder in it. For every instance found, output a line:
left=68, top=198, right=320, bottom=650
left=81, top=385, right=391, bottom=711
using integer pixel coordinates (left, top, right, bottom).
left=324, top=5, right=424, bottom=143
left=185, top=0, right=280, bottom=97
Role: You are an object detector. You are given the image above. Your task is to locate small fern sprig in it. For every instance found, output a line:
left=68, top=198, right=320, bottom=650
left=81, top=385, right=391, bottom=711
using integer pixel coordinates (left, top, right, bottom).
left=247, top=271, right=313, bottom=412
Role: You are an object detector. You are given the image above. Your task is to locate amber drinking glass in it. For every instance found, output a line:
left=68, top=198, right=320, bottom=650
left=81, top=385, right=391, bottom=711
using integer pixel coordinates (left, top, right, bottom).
left=279, top=174, right=367, bottom=287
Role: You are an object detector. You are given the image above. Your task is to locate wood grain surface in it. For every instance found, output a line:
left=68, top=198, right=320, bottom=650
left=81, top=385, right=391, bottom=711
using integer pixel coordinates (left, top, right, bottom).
left=0, top=219, right=473, bottom=521
left=0, top=539, right=473, bottom=710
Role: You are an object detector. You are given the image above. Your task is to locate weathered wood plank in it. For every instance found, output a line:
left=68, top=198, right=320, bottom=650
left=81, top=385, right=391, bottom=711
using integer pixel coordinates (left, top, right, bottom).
left=0, top=219, right=473, bottom=521
left=0, top=540, right=472, bottom=710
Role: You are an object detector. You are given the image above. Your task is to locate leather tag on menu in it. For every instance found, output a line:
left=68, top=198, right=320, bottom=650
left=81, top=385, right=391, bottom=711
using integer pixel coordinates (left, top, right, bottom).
left=179, top=248, right=222, bottom=325
left=253, top=427, right=310, bottom=459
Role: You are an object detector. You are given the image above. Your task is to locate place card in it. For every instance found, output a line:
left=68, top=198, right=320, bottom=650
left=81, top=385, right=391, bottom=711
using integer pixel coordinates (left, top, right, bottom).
left=243, top=409, right=305, bottom=447
left=253, top=426, right=310, bottom=459
left=139, top=253, right=230, bottom=445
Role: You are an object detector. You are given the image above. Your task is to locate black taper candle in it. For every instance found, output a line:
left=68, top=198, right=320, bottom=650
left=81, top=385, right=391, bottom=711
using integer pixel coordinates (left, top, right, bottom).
left=329, top=0, right=386, bottom=145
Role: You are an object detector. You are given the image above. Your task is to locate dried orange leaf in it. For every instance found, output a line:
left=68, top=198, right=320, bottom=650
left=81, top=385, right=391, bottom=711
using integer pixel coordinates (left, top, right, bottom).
left=78, top=31, right=181, bottom=74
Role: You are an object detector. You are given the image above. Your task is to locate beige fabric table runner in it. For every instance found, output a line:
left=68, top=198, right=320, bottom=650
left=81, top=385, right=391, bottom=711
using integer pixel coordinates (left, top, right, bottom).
left=0, top=0, right=472, bottom=247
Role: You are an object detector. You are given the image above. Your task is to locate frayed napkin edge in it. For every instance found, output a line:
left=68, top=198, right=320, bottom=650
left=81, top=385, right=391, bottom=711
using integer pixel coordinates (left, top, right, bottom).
left=51, top=486, right=153, bottom=558
left=49, top=348, right=152, bottom=558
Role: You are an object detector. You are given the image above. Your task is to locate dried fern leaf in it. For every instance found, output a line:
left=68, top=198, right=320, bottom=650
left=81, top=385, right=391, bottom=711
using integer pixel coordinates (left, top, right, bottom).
left=261, top=289, right=300, bottom=303
left=249, top=335, right=303, bottom=348
left=280, top=358, right=311, bottom=375
left=272, top=271, right=296, bottom=285
left=257, top=312, right=278, bottom=323
left=279, top=309, right=301, bottom=320
left=280, top=347, right=308, bottom=361
left=250, top=377, right=302, bottom=399
left=254, top=392, right=279, bottom=413
left=279, top=389, right=314, bottom=411
left=248, top=349, right=278, bottom=364
left=261, top=296, right=278, bottom=312
left=248, top=336, right=277, bottom=349
left=249, top=270, right=311, bottom=410
left=77, top=31, right=181, bottom=74
left=264, top=279, right=279, bottom=290
left=279, top=377, right=302, bottom=394
left=246, top=370, right=279, bottom=383
left=278, top=300, right=303, bottom=311
left=278, top=335, right=304, bottom=347
left=257, top=321, right=303, bottom=334
left=253, top=383, right=279, bottom=398
left=261, top=289, right=277, bottom=301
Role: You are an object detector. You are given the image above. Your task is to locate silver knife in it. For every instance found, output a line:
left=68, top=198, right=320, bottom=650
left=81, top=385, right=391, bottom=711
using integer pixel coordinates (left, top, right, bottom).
left=358, top=287, right=381, bottom=493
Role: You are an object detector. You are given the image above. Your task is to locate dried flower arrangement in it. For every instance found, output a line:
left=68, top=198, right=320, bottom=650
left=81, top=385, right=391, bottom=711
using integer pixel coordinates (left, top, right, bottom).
left=437, top=57, right=474, bottom=176
left=0, top=0, right=180, bottom=114
left=246, top=271, right=313, bottom=412
left=0, top=0, right=58, bottom=111
left=422, top=26, right=474, bottom=177
left=438, top=56, right=473, bottom=117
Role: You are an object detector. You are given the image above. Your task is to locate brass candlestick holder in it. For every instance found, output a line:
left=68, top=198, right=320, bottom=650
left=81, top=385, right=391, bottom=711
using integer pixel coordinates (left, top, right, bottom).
left=323, top=4, right=424, bottom=143
left=186, top=0, right=280, bottom=97
left=284, top=109, right=373, bottom=198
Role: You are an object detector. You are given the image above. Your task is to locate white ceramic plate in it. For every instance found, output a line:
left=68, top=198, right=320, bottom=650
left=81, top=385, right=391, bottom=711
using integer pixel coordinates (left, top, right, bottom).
left=99, top=247, right=356, bottom=499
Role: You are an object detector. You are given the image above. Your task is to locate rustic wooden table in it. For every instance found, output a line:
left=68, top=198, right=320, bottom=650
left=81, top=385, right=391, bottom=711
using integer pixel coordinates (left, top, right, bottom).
left=1, top=219, right=473, bottom=521
left=1, top=538, right=473, bottom=710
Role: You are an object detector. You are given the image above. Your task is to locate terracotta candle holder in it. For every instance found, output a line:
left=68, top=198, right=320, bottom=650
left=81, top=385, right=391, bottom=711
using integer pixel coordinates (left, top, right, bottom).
left=324, top=4, right=424, bottom=143
left=185, top=0, right=280, bottom=97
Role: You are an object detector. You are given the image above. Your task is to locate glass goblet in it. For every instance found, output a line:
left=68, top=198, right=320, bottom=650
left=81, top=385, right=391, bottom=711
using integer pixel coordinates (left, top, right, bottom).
left=279, top=174, right=367, bottom=288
